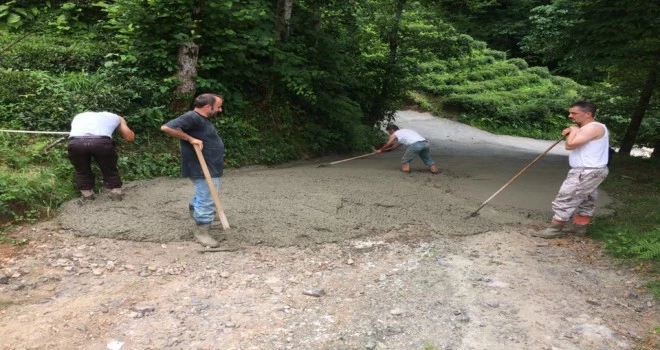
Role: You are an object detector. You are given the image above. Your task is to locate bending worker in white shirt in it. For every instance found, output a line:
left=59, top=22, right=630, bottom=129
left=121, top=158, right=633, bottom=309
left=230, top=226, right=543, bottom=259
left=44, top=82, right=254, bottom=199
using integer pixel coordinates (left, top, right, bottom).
left=376, top=124, right=439, bottom=174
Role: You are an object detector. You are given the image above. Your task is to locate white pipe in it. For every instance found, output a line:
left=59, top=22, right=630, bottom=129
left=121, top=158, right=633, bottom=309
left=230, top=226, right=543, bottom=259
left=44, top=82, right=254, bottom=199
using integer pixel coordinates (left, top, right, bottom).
left=0, top=129, right=70, bottom=135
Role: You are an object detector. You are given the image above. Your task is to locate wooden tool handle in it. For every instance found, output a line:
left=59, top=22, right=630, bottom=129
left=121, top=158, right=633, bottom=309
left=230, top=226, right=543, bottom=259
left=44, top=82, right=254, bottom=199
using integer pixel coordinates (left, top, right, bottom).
left=193, top=144, right=230, bottom=230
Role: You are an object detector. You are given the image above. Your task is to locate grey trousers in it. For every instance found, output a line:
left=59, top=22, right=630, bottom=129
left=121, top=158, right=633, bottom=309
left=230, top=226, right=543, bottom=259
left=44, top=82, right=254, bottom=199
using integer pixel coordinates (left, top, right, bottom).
left=551, top=167, right=609, bottom=222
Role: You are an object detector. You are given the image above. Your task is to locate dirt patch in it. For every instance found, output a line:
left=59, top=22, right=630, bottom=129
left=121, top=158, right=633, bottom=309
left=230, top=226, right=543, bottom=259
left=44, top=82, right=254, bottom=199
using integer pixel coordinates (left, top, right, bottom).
left=0, top=111, right=656, bottom=350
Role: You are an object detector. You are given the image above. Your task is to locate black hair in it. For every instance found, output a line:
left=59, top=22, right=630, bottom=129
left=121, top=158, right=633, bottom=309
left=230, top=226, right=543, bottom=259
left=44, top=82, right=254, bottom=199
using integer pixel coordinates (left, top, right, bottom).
left=193, top=93, right=223, bottom=108
left=570, top=100, right=597, bottom=117
left=385, top=124, right=399, bottom=131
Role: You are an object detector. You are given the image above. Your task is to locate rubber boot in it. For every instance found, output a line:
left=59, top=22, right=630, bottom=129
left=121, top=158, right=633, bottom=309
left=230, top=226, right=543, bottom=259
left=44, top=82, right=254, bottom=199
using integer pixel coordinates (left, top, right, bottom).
left=401, top=163, right=411, bottom=173
left=564, top=215, right=590, bottom=236
left=194, top=224, right=219, bottom=248
left=430, top=165, right=439, bottom=174
left=531, top=219, right=566, bottom=239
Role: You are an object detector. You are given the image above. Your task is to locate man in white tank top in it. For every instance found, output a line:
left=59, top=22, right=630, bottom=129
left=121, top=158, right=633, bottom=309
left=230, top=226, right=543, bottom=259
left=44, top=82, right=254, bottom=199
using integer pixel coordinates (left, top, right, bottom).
left=532, top=101, right=609, bottom=238
left=68, top=111, right=135, bottom=201
left=376, top=124, right=439, bottom=174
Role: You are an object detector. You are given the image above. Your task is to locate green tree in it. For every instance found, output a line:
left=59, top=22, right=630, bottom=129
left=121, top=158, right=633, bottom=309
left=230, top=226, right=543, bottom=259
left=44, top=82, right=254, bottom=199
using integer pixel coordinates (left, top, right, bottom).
left=432, top=0, right=549, bottom=61
left=523, top=0, right=660, bottom=156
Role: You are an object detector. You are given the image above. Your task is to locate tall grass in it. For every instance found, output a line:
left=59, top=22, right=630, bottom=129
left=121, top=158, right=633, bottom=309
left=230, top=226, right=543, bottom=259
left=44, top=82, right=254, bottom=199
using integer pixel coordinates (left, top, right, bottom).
left=590, top=156, right=660, bottom=297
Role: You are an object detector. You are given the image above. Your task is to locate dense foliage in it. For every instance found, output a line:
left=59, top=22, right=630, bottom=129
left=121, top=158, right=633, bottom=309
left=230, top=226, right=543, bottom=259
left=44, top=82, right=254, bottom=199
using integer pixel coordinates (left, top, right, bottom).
left=412, top=41, right=581, bottom=139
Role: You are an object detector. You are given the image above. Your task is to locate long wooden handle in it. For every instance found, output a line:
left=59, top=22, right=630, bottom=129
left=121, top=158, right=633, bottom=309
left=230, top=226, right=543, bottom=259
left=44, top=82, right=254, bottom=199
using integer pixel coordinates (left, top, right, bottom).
left=193, top=144, right=230, bottom=230
left=329, top=152, right=377, bottom=165
left=471, top=136, right=564, bottom=216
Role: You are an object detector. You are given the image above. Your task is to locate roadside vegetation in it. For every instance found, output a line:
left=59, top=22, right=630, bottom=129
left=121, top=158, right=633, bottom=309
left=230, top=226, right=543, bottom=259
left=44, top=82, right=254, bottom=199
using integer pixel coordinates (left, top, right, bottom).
left=590, top=156, right=660, bottom=297
left=0, top=0, right=658, bottom=300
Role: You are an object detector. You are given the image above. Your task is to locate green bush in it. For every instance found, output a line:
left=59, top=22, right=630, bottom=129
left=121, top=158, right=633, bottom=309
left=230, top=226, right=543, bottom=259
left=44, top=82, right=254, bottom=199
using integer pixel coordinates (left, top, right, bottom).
left=590, top=156, right=660, bottom=270
left=0, top=134, right=75, bottom=224
left=507, top=58, right=529, bottom=70
left=0, top=68, right=167, bottom=133
left=0, top=33, right=108, bottom=72
left=527, top=66, right=552, bottom=79
left=413, top=45, right=582, bottom=139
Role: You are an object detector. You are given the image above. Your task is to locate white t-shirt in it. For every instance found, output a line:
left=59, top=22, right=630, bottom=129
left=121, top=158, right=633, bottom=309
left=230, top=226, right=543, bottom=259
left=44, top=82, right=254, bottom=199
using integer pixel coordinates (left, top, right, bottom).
left=394, top=129, right=425, bottom=145
left=69, top=111, right=120, bottom=137
left=569, top=122, right=609, bottom=168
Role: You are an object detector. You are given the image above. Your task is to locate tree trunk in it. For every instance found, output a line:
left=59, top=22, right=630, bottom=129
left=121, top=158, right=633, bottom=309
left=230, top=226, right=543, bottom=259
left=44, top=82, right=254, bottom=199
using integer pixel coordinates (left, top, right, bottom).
left=652, top=139, right=659, bottom=158
left=618, top=67, right=658, bottom=155
left=275, top=0, right=293, bottom=42
left=170, top=2, right=203, bottom=113
left=374, top=0, right=406, bottom=125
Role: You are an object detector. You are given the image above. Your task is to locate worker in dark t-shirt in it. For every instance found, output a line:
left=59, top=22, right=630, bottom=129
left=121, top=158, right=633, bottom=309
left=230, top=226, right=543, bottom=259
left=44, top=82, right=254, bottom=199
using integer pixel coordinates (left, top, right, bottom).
left=161, top=93, right=225, bottom=247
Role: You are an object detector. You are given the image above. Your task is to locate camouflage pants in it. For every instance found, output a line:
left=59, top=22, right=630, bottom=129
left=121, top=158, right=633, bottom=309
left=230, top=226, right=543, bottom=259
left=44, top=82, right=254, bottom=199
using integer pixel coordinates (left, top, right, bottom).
left=551, top=167, right=609, bottom=222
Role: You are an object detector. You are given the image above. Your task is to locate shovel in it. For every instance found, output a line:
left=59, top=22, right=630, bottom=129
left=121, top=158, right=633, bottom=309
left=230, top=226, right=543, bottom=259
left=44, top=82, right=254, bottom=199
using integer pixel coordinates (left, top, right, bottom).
left=193, top=144, right=230, bottom=229
left=317, top=151, right=377, bottom=168
left=468, top=135, right=565, bottom=218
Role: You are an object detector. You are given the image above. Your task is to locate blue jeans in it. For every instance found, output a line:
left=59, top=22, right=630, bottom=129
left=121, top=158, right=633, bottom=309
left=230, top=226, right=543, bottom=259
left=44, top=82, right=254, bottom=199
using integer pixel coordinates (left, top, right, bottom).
left=401, top=141, right=435, bottom=166
left=190, top=177, right=221, bottom=225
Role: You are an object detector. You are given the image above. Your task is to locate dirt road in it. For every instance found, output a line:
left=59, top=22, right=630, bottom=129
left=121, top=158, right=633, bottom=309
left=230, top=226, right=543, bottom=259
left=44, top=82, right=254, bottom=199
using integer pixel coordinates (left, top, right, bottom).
left=0, top=111, right=656, bottom=350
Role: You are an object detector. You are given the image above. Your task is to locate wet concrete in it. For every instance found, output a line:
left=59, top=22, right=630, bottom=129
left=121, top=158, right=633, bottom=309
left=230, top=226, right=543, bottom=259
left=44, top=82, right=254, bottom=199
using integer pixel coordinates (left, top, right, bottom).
left=56, top=111, right=612, bottom=246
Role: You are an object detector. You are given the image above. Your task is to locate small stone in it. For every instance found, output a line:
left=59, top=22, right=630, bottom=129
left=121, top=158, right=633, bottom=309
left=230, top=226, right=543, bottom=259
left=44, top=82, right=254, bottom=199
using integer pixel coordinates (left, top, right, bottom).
left=346, top=258, right=354, bottom=265
left=586, top=299, right=600, bottom=306
left=390, top=308, right=403, bottom=316
left=302, top=288, right=325, bottom=297
left=92, top=269, right=103, bottom=276
left=220, top=271, right=230, bottom=278
left=365, top=340, right=377, bottom=349
left=0, top=275, right=8, bottom=284
left=132, top=305, right=155, bottom=316
left=107, top=340, right=124, bottom=350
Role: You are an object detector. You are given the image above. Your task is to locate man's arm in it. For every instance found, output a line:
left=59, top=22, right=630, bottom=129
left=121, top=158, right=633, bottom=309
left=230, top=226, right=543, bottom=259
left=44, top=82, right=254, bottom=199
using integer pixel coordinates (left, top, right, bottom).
left=160, top=125, right=203, bottom=150
left=376, top=134, right=398, bottom=153
left=117, top=116, right=135, bottom=142
left=563, top=124, right=605, bottom=150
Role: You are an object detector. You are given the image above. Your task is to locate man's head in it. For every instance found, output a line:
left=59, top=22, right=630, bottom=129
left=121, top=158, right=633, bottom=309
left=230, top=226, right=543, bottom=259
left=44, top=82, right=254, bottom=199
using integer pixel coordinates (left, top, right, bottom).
left=568, top=101, right=596, bottom=126
left=385, top=124, right=399, bottom=134
left=194, top=93, right=224, bottom=118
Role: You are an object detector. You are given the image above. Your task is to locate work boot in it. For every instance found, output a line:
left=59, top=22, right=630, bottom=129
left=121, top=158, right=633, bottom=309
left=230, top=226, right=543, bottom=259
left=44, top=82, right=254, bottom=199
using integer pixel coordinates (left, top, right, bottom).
left=565, top=215, right=590, bottom=236
left=194, top=224, right=219, bottom=248
left=564, top=224, right=588, bottom=236
left=430, top=165, right=439, bottom=174
left=401, top=163, right=411, bottom=173
left=109, top=188, right=124, bottom=201
left=81, top=190, right=95, bottom=200
left=531, top=221, right=566, bottom=239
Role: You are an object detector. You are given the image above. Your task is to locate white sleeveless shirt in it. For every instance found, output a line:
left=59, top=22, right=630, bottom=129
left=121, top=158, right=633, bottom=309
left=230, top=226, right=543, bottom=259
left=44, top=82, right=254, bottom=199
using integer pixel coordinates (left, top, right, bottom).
left=69, top=111, right=120, bottom=137
left=569, top=122, right=609, bottom=168
left=394, top=129, right=425, bottom=145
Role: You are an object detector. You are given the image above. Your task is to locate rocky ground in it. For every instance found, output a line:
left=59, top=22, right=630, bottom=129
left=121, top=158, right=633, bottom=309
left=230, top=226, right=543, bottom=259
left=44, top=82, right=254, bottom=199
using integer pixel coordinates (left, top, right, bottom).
left=0, top=111, right=657, bottom=350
